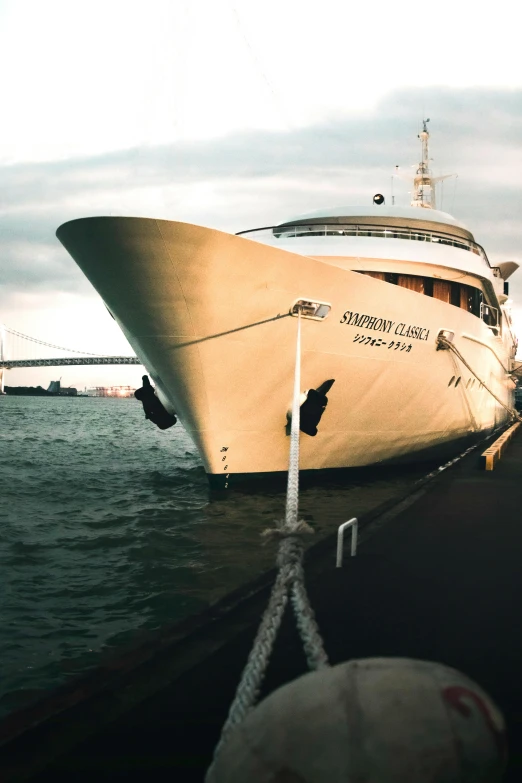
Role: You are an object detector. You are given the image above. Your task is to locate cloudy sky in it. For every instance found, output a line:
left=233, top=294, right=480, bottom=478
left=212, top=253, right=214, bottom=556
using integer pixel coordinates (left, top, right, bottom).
left=2, top=0, right=522, bottom=388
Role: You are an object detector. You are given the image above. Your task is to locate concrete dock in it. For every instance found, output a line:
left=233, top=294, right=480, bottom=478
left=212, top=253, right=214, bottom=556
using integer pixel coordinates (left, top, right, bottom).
left=1, top=428, right=522, bottom=781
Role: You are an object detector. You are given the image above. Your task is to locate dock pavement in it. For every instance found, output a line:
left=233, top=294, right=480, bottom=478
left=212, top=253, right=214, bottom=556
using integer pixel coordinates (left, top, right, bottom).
left=2, top=428, right=522, bottom=781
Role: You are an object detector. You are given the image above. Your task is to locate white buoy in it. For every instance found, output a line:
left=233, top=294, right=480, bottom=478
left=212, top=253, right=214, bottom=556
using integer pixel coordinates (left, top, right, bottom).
left=208, top=658, right=506, bottom=782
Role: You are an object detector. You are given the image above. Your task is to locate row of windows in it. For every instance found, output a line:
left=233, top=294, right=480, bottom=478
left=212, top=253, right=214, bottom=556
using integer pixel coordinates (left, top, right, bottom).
left=278, top=227, right=475, bottom=255
left=237, top=224, right=491, bottom=270
left=356, top=271, right=496, bottom=326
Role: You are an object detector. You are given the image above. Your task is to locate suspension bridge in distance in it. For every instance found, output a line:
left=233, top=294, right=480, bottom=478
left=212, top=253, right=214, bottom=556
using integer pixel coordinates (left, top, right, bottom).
left=3, top=357, right=141, bottom=368
left=0, top=324, right=142, bottom=392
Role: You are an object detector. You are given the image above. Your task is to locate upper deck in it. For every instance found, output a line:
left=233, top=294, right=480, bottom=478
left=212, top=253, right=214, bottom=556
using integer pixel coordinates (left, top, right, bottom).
left=268, top=205, right=475, bottom=242
left=237, top=205, right=495, bottom=281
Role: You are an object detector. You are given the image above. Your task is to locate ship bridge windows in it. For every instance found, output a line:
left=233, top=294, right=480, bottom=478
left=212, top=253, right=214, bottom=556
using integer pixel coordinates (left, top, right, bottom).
left=357, top=270, right=485, bottom=319
left=397, top=275, right=425, bottom=294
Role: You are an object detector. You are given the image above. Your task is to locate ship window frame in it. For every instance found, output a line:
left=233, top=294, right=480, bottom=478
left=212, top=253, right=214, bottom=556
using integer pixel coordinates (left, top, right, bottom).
left=480, top=302, right=501, bottom=335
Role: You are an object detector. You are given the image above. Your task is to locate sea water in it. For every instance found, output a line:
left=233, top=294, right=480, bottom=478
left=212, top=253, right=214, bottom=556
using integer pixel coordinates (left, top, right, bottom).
left=0, top=395, right=427, bottom=716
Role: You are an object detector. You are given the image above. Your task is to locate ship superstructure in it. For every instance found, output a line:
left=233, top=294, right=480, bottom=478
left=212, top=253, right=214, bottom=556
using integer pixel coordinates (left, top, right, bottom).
left=57, top=123, right=519, bottom=487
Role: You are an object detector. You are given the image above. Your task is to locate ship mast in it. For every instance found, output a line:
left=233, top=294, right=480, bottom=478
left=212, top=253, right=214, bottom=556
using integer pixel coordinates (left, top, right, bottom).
left=410, top=119, right=456, bottom=211
left=411, top=118, right=435, bottom=209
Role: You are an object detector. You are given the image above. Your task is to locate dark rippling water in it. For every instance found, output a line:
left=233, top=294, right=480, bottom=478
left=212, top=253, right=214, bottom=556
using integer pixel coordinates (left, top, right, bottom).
left=0, top=395, right=429, bottom=717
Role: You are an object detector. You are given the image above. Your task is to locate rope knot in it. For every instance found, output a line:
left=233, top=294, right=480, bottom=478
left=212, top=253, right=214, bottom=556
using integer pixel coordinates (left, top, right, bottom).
left=261, top=518, right=314, bottom=541
left=436, top=334, right=451, bottom=351
left=261, top=519, right=314, bottom=582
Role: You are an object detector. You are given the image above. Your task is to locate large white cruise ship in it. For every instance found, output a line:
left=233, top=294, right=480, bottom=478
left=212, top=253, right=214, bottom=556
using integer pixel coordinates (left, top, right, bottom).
left=57, top=122, right=519, bottom=488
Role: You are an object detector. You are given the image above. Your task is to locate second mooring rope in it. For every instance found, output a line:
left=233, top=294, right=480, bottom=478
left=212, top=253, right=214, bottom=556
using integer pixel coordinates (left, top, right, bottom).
left=437, top=333, right=521, bottom=422
left=207, top=308, right=329, bottom=772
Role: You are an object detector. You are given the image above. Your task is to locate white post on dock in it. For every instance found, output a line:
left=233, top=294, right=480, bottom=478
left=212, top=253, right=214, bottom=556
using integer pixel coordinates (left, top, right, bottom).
left=336, top=518, right=358, bottom=567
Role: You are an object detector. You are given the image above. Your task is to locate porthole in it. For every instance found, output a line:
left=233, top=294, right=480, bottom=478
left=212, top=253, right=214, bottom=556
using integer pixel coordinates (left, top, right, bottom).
left=455, top=377, right=461, bottom=388
left=448, top=376, right=455, bottom=386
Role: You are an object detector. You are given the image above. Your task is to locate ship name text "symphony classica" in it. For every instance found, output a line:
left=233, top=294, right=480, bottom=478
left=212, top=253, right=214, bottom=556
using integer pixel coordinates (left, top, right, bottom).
left=339, top=310, right=430, bottom=341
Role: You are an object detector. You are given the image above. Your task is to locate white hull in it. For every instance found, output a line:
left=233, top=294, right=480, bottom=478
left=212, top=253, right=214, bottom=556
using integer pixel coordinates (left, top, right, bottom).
left=57, top=218, right=513, bottom=487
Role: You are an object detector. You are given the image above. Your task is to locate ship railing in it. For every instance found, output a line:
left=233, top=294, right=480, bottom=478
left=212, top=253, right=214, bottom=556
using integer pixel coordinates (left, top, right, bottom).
left=237, top=224, right=491, bottom=268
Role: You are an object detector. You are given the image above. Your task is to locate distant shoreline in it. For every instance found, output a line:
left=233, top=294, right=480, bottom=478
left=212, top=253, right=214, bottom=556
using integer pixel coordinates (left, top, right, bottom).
left=3, top=387, right=135, bottom=398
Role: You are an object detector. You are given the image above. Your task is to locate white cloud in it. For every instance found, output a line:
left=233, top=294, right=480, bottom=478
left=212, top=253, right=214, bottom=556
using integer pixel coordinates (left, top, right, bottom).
left=1, top=0, right=522, bottom=163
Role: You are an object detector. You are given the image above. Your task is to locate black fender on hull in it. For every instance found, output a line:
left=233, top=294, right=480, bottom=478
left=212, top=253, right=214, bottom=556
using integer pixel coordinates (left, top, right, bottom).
left=134, top=375, right=177, bottom=430
left=299, top=379, right=335, bottom=436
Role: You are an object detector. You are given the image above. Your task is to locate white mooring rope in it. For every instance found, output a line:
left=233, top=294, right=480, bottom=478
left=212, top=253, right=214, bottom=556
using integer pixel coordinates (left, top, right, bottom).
left=285, top=304, right=303, bottom=526
left=206, top=308, right=329, bottom=775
